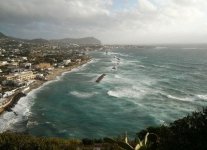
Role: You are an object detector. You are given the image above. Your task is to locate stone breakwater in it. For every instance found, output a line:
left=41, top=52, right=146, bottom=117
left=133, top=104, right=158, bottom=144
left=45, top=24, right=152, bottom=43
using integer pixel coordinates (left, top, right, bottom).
left=0, top=92, right=26, bottom=115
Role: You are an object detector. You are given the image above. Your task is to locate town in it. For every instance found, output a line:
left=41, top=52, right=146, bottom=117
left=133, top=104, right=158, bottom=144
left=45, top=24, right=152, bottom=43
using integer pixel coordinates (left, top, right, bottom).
left=0, top=32, right=103, bottom=114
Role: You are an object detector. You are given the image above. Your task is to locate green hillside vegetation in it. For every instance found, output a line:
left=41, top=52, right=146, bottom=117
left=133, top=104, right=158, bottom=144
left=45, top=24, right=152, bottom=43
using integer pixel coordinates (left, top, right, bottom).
left=0, top=107, right=207, bottom=150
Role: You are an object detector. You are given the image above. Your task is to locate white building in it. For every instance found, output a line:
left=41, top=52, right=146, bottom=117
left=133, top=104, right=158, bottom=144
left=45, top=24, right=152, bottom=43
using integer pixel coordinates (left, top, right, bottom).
left=63, top=59, right=71, bottom=65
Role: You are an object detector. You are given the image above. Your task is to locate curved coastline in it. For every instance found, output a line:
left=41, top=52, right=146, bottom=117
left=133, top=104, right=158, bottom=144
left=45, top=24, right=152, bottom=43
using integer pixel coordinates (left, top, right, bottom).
left=0, top=59, right=93, bottom=118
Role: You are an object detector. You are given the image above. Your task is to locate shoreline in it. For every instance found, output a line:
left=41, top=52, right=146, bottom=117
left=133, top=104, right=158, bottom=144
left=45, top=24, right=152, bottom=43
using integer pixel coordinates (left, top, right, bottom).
left=0, top=59, right=92, bottom=115
left=29, top=59, right=92, bottom=93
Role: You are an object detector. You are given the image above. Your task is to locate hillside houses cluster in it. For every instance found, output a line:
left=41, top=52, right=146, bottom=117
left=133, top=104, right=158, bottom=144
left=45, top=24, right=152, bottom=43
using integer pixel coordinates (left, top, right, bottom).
left=0, top=41, right=93, bottom=103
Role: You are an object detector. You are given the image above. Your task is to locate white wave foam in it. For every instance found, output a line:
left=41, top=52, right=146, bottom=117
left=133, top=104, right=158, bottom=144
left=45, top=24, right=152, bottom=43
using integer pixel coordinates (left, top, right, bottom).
left=70, top=91, right=97, bottom=98
left=107, top=86, right=149, bottom=99
left=108, top=52, right=131, bottom=58
left=154, top=46, right=168, bottom=49
left=114, top=75, right=121, bottom=79
left=0, top=90, right=36, bottom=132
left=119, top=60, right=141, bottom=67
left=167, top=95, right=194, bottom=102
left=197, top=94, right=207, bottom=100
left=137, top=65, right=145, bottom=68
left=182, top=47, right=197, bottom=50
left=26, top=120, right=39, bottom=128
left=152, top=64, right=171, bottom=69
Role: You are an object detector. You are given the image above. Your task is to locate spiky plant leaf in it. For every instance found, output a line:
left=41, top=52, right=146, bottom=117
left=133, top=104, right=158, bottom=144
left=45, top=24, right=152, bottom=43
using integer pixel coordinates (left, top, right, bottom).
left=139, top=140, right=144, bottom=147
left=135, top=143, right=142, bottom=150
left=125, top=134, right=128, bottom=144
left=144, top=132, right=149, bottom=146
left=104, top=137, right=117, bottom=144
left=117, top=141, right=134, bottom=150
left=137, top=137, right=141, bottom=144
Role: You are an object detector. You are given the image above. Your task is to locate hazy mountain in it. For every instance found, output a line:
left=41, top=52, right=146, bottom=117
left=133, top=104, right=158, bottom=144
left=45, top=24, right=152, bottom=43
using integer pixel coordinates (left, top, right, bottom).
left=0, top=32, right=101, bottom=45
left=29, top=38, right=49, bottom=44
left=51, top=37, right=101, bottom=45
left=0, top=32, right=6, bottom=38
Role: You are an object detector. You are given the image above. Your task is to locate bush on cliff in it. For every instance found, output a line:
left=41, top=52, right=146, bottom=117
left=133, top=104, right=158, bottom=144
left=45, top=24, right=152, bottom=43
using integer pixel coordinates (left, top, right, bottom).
left=137, top=107, right=207, bottom=150
left=0, top=132, right=81, bottom=150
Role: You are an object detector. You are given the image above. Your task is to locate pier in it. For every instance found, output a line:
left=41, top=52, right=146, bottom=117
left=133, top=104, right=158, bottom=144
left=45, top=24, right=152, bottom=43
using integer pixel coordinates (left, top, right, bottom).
left=0, top=92, right=26, bottom=115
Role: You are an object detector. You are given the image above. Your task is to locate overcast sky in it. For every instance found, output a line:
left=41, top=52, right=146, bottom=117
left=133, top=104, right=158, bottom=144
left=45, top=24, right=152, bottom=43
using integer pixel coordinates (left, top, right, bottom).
left=0, top=0, right=207, bottom=44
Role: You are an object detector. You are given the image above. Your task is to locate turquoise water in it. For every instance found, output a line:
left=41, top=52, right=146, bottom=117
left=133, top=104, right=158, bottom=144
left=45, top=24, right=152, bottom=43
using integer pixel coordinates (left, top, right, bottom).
left=1, top=45, right=207, bottom=138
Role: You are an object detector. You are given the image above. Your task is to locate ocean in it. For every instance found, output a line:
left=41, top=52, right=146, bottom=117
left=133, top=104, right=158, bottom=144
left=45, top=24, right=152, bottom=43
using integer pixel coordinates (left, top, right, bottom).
left=1, top=45, right=207, bottom=138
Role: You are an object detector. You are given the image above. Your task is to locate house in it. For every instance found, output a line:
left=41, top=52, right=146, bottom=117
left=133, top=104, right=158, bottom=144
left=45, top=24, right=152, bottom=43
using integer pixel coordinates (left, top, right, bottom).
left=35, top=63, right=51, bottom=70
left=18, top=71, right=35, bottom=81
left=22, top=57, right=28, bottom=61
left=63, top=59, right=71, bottom=65
left=20, top=63, right=32, bottom=69
left=10, top=68, right=24, bottom=73
left=2, top=71, right=35, bottom=81
left=76, top=59, right=82, bottom=64
left=0, top=61, right=8, bottom=66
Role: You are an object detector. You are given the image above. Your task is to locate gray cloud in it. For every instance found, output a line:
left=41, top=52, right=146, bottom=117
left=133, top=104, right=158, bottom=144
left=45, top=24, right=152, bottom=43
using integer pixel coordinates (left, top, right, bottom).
left=0, top=0, right=207, bottom=44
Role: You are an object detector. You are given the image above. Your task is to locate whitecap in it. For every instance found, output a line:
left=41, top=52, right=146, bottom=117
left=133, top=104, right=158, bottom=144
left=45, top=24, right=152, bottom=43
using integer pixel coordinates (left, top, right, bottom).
left=107, top=86, right=148, bottom=99
left=152, top=64, right=171, bottom=69
left=108, top=52, right=131, bottom=58
left=167, top=95, right=194, bottom=102
left=27, top=120, right=39, bottom=128
left=197, top=94, right=207, bottom=100
left=154, top=46, right=168, bottom=49
left=182, top=47, right=201, bottom=50
left=70, top=91, right=97, bottom=98
left=0, top=90, right=36, bottom=132
left=114, top=75, right=121, bottom=79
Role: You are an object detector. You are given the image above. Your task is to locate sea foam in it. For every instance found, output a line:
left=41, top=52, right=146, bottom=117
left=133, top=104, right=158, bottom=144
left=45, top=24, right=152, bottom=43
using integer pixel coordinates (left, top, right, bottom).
left=0, top=91, right=36, bottom=132
left=70, top=91, right=97, bottom=99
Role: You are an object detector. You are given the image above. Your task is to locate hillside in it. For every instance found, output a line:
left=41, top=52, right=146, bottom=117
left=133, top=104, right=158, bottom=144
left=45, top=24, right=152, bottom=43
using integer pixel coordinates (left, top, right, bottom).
left=51, top=37, right=101, bottom=45
left=0, top=32, right=101, bottom=45
left=0, top=32, right=6, bottom=38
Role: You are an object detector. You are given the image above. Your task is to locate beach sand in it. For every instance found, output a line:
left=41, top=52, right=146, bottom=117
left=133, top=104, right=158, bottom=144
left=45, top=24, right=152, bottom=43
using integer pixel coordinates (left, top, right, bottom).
left=27, top=59, right=91, bottom=94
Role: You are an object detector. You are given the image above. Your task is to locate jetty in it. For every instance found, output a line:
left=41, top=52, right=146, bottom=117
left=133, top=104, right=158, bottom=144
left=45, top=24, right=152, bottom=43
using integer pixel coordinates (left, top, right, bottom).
left=0, top=92, right=26, bottom=115
left=95, top=74, right=106, bottom=83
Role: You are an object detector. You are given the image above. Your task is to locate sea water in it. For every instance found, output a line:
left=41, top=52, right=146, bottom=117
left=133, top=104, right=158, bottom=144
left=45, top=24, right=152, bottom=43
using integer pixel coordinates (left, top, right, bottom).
left=1, top=45, right=207, bottom=138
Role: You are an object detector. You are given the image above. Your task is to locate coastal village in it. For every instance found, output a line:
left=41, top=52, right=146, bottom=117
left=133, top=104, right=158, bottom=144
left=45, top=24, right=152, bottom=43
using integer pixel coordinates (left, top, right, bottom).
left=0, top=32, right=103, bottom=114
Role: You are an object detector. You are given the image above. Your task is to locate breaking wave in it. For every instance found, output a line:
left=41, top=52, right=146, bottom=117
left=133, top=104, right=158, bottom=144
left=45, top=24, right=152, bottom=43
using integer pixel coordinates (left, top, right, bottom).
left=166, top=95, right=194, bottom=102
left=197, top=94, right=207, bottom=100
left=70, top=91, right=97, bottom=98
left=107, top=86, right=151, bottom=99
left=0, top=90, right=36, bottom=132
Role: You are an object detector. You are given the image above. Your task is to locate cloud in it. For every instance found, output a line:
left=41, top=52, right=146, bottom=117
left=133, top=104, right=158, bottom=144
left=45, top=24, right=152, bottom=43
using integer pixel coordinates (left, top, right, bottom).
left=0, top=0, right=207, bottom=44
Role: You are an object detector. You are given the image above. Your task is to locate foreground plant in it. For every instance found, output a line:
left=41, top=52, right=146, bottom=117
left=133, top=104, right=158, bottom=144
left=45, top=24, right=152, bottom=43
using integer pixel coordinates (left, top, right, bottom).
left=104, top=132, right=158, bottom=150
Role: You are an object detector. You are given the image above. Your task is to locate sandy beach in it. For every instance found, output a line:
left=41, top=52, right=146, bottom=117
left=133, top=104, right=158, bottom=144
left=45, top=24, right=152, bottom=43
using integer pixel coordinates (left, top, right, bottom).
left=28, top=59, right=91, bottom=93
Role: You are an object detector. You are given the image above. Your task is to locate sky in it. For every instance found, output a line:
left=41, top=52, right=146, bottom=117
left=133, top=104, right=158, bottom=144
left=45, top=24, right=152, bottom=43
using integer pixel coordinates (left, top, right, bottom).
left=0, top=0, right=207, bottom=44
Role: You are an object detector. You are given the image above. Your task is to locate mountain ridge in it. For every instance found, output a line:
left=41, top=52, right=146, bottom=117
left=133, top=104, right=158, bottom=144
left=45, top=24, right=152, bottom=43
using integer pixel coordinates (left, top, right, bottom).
left=0, top=32, right=101, bottom=45
left=0, top=32, right=6, bottom=37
